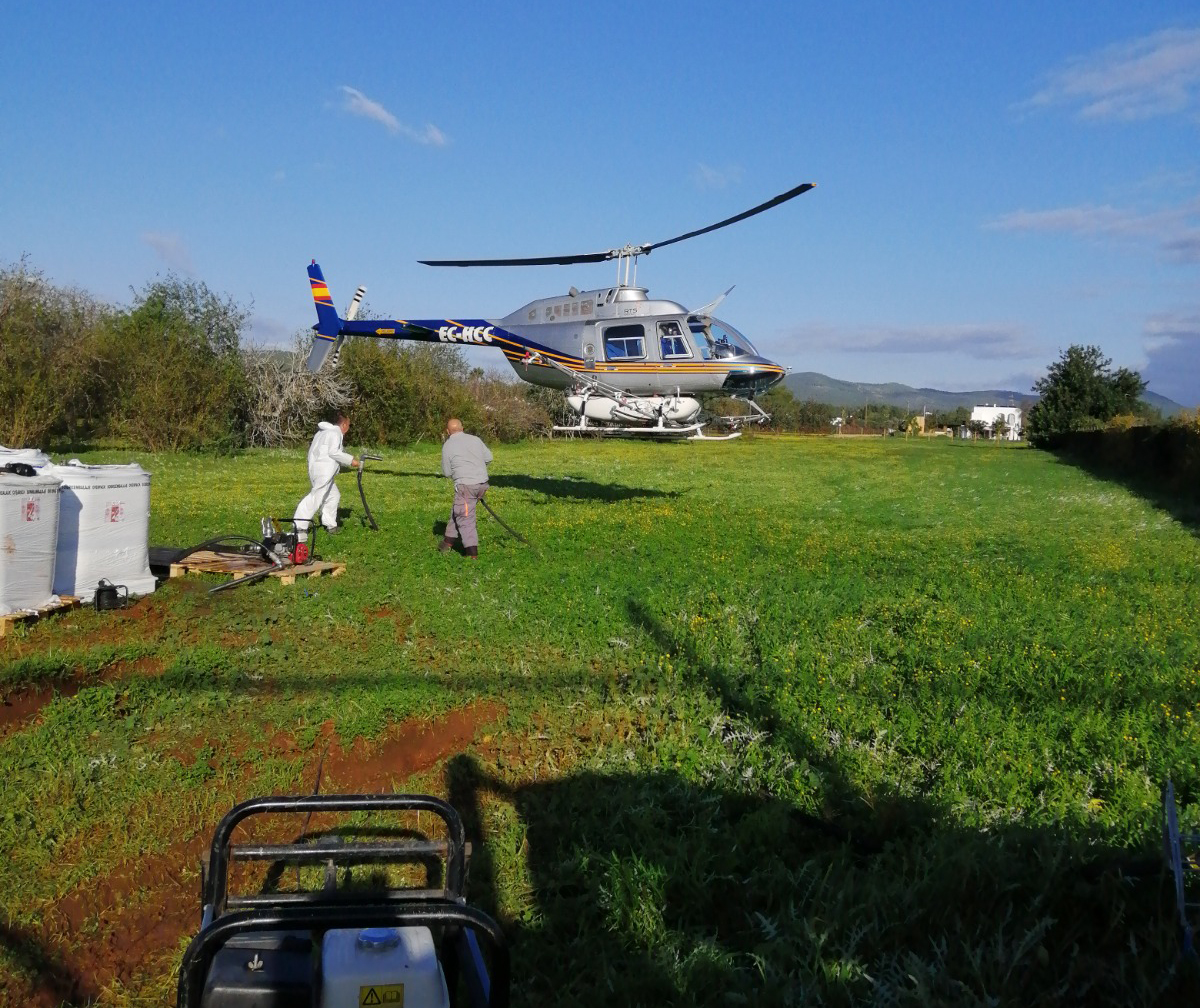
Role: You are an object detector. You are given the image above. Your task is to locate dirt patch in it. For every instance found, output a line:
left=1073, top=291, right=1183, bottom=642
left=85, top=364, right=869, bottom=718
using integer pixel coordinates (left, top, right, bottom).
left=0, top=681, right=85, bottom=736
left=0, top=593, right=170, bottom=662
left=321, top=700, right=506, bottom=792
left=0, top=836, right=205, bottom=1008
left=0, top=656, right=165, bottom=738
left=64, top=594, right=171, bottom=650
left=363, top=604, right=413, bottom=645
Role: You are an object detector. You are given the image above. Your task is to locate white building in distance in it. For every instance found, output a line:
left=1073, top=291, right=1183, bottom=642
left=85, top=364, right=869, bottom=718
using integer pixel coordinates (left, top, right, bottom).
left=970, top=405, right=1022, bottom=441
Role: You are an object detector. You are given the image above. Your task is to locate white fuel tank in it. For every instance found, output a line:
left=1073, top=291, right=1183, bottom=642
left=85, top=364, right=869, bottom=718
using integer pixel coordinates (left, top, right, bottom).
left=0, top=470, right=62, bottom=614
left=321, top=926, right=448, bottom=1008
left=44, top=460, right=156, bottom=603
left=567, top=394, right=617, bottom=421
left=567, top=395, right=702, bottom=424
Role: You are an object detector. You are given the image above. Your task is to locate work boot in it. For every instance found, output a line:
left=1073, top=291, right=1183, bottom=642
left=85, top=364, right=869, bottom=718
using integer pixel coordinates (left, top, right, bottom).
left=324, top=526, right=340, bottom=536
left=465, top=546, right=478, bottom=559
left=438, top=537, right=455, bottom=553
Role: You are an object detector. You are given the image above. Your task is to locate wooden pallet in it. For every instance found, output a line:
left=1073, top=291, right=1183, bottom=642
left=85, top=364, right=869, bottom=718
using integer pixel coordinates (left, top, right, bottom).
left=0, top=595, right=82, bottom=637
left=167, top=550, right=346, bottom=586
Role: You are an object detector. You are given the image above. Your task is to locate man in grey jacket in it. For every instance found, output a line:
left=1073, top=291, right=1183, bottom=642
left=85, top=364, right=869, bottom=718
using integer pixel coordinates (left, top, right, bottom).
left=438, top=417, right=492, bottom=558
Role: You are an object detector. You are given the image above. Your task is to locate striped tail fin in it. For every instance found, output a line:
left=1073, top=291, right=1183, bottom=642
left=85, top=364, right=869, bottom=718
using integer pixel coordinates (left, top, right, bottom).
left=306, top=261, right=341, bottom=372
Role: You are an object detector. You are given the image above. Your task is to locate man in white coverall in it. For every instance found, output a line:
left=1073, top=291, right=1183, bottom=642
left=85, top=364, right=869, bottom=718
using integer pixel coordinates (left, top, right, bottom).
left=294, top=413, right=358, bottom=541
left=438, top=417, right=492, bottom=559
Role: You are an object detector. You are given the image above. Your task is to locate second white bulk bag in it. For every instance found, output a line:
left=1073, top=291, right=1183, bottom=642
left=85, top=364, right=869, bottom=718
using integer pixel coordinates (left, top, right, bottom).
left=45, top=460, right=156, bottom=603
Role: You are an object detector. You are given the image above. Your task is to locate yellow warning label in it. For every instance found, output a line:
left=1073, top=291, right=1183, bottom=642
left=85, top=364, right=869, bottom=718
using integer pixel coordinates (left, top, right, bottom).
left=360, top=984, right=404, bottom=1006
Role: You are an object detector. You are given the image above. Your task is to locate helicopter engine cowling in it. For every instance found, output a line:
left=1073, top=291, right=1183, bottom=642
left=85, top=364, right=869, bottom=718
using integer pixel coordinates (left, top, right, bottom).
left=567, top=394, right=702, bottom=425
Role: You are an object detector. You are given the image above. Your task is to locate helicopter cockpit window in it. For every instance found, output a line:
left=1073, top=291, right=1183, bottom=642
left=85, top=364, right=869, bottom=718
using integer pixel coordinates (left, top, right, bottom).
left=603, top=323, right=646, bottom=361
left=687, top=316, right=759, bottom=359
left=658, top=320, right=692, bottom=359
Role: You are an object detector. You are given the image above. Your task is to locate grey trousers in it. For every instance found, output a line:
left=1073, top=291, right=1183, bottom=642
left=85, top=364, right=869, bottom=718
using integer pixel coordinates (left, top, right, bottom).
left=446, top=482, right=488, bottom=548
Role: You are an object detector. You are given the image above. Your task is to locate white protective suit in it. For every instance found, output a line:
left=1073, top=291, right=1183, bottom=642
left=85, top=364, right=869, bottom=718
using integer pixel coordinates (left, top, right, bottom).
left=293, top=421, right=354, bottom=539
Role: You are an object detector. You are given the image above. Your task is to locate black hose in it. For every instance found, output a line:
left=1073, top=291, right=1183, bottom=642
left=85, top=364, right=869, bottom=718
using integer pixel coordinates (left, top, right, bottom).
left=174, top=535, right=278, bottom=567
left=170, top=535, right=283, bottom=595
left=479, top=496, right=528, bottom=544
left=357, top=464, right=379, bottom=531
left=208, top=566, right=278, bottom=595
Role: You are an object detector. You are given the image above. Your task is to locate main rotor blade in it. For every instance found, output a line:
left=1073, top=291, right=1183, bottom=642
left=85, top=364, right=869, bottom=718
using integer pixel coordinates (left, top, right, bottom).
left=418, top=251, right=612, bottom=268
left=418, top=181, right=816, bottom=268
left=647, top=182, right=815, bottom=253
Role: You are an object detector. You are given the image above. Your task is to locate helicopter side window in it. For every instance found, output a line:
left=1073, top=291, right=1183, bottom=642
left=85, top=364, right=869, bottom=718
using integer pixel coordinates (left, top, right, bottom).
left=658, top=320, right=692, bottom=359
left=603, top=323, right=646, bottom=361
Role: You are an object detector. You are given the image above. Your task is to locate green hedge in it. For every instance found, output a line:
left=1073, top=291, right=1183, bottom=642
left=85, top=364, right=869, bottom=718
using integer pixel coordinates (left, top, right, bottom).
left=1048, top=422, right=1200, bottom=502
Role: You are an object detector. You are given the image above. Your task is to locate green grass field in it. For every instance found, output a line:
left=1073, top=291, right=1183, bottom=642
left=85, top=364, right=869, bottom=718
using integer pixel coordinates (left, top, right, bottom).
left=2, top=435, right=1199, bottom=1006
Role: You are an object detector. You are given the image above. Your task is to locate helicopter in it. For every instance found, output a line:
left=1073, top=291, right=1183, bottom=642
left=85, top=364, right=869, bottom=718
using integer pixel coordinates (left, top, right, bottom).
left=306, top=181, right=815, bottom=439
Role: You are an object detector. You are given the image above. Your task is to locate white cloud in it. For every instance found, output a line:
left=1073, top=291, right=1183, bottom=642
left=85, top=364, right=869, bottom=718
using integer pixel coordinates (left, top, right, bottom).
left=692, top=163, right=743, bottom=190
left=1142, top=310, right=1200, bottom=405
left=338, top=86, right=448, bottom=146
left=787, top=322, right=1036, bottom=361
left=987, top=194, right=1200, bottom=262
left=1162, top=232, right=1200, bottom=263
left=247, top=314, right=294, bottom=350
left=340, top=85, right=400, bottom=131
left=989, top=204, right=1154, bottom=237
left=1145, top=309, right=1200, bottom=347
left=1020, top=27, right=1200, bottom=121
left=140, top=231, right=195, bottom=274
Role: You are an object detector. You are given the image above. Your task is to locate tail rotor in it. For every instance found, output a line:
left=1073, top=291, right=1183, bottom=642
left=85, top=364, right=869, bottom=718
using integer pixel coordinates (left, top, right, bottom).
left=327, top=285, right=366, bottom=368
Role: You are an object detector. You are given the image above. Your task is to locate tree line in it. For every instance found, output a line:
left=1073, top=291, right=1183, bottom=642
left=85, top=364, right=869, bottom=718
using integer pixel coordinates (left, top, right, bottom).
left=753, top=388, right=982, bottom=435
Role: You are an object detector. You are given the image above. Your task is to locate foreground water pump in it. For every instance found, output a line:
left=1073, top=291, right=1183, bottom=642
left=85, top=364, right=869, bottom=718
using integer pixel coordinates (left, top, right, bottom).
left=178, top=793, right=508, bottom=1008
left=260, top=517, right=308, bottom=566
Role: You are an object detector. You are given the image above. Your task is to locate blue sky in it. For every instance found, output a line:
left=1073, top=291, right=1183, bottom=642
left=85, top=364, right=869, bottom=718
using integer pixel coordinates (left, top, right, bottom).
left=3, top=2, right=1198, bottom=406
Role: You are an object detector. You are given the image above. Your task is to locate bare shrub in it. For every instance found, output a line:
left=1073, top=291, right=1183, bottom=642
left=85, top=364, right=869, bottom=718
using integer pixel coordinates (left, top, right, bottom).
left=243, top=336, right=352, bottom=447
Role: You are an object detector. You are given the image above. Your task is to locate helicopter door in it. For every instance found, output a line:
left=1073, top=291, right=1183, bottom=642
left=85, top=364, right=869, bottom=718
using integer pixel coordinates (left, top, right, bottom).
left=657, top=319, right=693, bottom=361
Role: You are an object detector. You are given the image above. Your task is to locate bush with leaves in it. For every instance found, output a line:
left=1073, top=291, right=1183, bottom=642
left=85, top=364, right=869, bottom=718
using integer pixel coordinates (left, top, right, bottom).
left=0, top=260, right=110, bottom=446
left=337, top=340, right=480, bottom=445
left=100, top=276, right=250, bottom=451
left=463, top=372, right=554, bottom=442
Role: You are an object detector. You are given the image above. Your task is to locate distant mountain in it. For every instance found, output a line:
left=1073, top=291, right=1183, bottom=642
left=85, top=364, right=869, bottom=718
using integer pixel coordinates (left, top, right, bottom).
left=1142, top=390, right=1187, bottom=416
left=783, top=372, right=1185, bottom=417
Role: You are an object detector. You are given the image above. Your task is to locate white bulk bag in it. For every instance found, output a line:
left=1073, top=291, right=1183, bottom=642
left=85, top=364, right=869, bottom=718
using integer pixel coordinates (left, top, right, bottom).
left=45, top=461, right=156, bottom=603
left=0, top=470, right=62, bottom=614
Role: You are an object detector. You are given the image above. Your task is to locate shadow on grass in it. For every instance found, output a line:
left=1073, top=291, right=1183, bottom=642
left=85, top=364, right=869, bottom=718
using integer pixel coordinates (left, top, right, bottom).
left=369, top=468, right=682, bottom=503
left=428, top=602, right=1189, bottom=1007
left=446, top=755, right=1191, bottom=1006
left=0, top=918, right=90, bottom=1007
left=1044, top=450, right=1200, bottom=533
